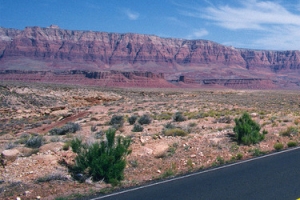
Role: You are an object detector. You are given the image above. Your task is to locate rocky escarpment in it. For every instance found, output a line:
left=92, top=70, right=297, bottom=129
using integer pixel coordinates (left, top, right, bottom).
left=0, top=70, right=173, bottom=88
left=1, top=25, right=300, bottom=88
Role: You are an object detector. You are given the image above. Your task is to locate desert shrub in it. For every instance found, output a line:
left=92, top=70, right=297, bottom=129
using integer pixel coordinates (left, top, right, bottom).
left=138, top=114, right=152, bottom=125
left=167, top=146, right=176, bottom=157
left=132, top=124, right=143, bottom=132
left=280, top=126, right=299, bottom=137
left=70, top=128, right=131, bottom=185
left=36, top=173, right=67, bottom=183
left=128, top=160, right=138, bottom=168
left=17, top=133, right=30, bottom=144
left=164, top=128, right=188, bottom=137
left=236, top=153, right=243, bottom=160
left=94, top=130, right=105, bottom=139
left=62, top=142, right=70, bottom=151
left=287, top=141, right=298, bottom=147
left=188, top=122, right=197, bottom=127
left=49, top=123, right=81, bottom=135
left=154, top=112, right=172, bottom=120
left=215, top=156, right=225, bottom=165
left=251, top=148, right=266, bottom=156
left=274, top=143, right=284, bottom=151
left=159, top=165, right=176, bottom=179
left=90, top=125, right=97, bottom=132
left=184, top=112, right=206, bottom=119
left=70, top=137, right=84, bottom=154
left=214, top=116, right=232, bottom=124
left=187, top=159, right=193, bottom=169
left=109, top=115, right=124, bottom=128
left=173, top=112, right=186, bottom=122
left=5, top=142, right=17, bottom=150
left=233, top=113, right=265, bottom=145
left=25, top=135, right=43, bottom=148
left=128, top=115, right=138, bottom=125
left=164, top=122, right=175, bottom=129
left=50, top=136, right=61, bottom=142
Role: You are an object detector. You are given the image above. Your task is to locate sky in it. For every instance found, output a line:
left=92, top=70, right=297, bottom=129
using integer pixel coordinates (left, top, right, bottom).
left=1, top=0, right=300, bottom=50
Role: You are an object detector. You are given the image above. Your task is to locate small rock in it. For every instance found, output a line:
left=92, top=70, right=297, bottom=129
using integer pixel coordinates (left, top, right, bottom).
left=36, top=196, right=41, bottom=200
left=251, top=113, right=258, bottom=117
left=157, top=170, right=161, bottom=173
left=140, top=137, right=146, bottom=145
left=16, top=197, right=21, bottom=200
left=190, top=154, right=196, bottom=158
left=85, top=177, right=93, bottom=184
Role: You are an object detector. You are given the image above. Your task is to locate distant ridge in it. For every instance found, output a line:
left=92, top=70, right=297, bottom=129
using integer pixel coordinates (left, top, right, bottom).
left=1, top=26, right=300, bottom=89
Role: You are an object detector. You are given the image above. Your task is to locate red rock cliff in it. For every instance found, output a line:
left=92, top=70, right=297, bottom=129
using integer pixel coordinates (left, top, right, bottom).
left=1, top=26, right=300, bottom=82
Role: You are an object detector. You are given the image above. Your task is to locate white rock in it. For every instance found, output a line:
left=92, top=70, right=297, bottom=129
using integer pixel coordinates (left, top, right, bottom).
left=251, top=113, right=258, bottom=117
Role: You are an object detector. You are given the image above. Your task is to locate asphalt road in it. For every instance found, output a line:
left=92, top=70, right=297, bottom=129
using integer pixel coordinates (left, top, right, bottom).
left=92, top=147, right=300, bottom=200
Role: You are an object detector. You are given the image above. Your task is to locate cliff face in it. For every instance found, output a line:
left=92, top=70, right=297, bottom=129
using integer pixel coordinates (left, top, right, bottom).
left=1, top=26, right=300, bottom=88
left=0, top=70, right=172, bottom=88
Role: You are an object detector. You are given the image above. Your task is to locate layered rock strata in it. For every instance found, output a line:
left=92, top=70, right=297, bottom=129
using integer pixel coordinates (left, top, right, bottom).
left=1, top=26, right=300, bottom=88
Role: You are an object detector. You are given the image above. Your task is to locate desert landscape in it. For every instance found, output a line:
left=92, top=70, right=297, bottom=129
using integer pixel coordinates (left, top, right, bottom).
left=2, top=0, right=300, bottom=199
left=1, top=24, right=300, bottom=200
left=1, top=80, right=300, bottom=199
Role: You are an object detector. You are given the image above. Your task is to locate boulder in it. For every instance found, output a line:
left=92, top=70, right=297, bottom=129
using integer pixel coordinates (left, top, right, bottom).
left=153, top=144, right=169, bottom=158
left=1, top=149, right=20, bottom=165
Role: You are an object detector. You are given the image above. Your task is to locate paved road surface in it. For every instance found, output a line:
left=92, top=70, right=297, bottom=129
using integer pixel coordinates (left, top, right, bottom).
left=92, top=148, right=300, bottom=200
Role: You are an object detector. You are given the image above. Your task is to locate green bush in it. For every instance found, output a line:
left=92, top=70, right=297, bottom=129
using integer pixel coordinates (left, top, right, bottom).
left=280, top=126, right=299, bottom=137
left=274, top=143, right=284, bottom=151
left=25, top=135, right=43, bottom=148
left=287, top=141, right=298, bottom=147
left=233, top=113, right=265, bottom=145
left=132, top=124, right=143, bottom=132
left=70, top=138, right=84, bottom=154
left=109, top=115, right=124, bottom=128
left=49, top=123, right=81, bottom=135
left=173, top=112, right=186, bottom=122
left=128, top=115, right=138, bottom=125
left=70, top=128, right=131, bottom=185
left=164, top=128, right=188, bottom=137
left=184, top=112, right=206, bottom=119
left=251, top=148, right=266, bottom=156
left=215, top=156, right=225, bottom=165
left=138, top=114, right=152, bottom=125
left=236, top=153, right=243, bottom=160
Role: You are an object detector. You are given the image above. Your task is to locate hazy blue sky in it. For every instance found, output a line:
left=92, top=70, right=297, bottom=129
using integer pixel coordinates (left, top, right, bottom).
left=1, top=0, right=300, bottom=50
